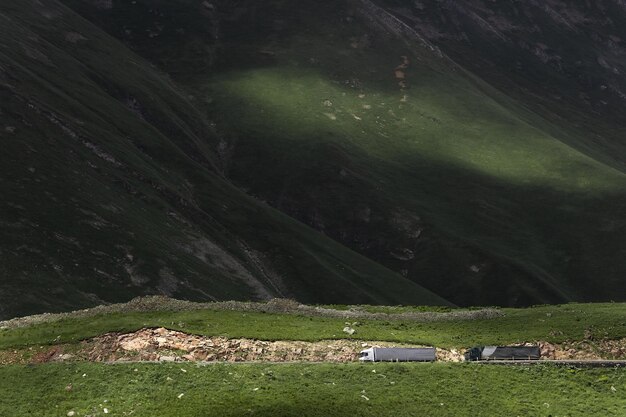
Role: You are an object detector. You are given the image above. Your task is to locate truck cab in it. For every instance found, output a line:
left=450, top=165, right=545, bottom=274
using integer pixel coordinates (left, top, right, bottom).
left=359, top=348, right=375, bottom=361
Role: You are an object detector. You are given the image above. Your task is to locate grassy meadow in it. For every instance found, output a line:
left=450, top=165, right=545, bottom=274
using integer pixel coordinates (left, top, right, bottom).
left=1, top=361, right=625, bottom=416
left=1, top=300, right=626, bottom=416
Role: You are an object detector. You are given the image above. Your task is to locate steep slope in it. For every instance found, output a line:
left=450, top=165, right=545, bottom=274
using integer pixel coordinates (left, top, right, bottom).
left=61, top=0, right=626, bottom=306
left=376, top=0, right=626, bottom=172
left=0, top=0, right=450, bottom=319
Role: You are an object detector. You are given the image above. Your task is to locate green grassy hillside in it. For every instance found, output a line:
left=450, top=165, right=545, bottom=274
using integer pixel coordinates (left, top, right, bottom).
left=204, top=0, right=626, bottom=306
left=3, top=362, right=625, bottom=417
left=2, top=0, right=626, bottom=315
left=2, top=298, right=626, bottom=350
left=58, top=0, right=626, bottom=307
left=381, top=0, right=626, bottom=164
left=59, top=0, right=626, bottom=306
left=0, top=0, right=449, bottom=319
left=1, top=300, right=626, bottom=416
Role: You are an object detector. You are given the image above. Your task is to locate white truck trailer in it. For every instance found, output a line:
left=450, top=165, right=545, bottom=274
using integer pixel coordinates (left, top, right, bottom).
left=359, top=347, right=436, bottom=362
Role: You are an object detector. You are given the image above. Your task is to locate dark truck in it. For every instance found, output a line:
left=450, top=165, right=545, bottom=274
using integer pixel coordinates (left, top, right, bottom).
left=464, top=346, right=541, bottom=361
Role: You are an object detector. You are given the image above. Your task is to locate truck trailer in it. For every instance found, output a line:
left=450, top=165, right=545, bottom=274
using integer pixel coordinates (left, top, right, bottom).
left=464, top=346, right=541, bottom=361
left=359, top=347, right=436, bottom=362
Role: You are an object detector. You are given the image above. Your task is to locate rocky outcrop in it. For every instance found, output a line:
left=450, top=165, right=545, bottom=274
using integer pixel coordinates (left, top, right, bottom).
left=5, top=327, right=626, bottom=365
left=540, top=339, right=626, bottom=360
left=1, top=327, right=452, bottom=364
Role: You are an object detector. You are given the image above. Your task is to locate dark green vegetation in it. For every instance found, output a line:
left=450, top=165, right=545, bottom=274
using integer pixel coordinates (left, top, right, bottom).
left=0, top=0, right=448, bottom=320
left=1, top=362, right=625, bottom=416
left=3, top=302, right=626, bottom=350
left=190, top=0, right=626, bottom=307
left=2, top=0, right=626, bottom=317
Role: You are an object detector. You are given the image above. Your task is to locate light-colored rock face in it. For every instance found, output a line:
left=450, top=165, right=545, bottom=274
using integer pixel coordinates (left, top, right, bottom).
left=97, top=328, right=415, bottom=363
left=119, top=335, right=151, bottom=351
left=178, top=235, right=275, bottom=300
left=539, top=339, right=626, bottom=360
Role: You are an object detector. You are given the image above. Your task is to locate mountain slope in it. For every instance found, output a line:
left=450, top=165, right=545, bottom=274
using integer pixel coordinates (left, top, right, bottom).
left=60, top=0, right=626, bottom=306
left=3, top=0, right=626, bottom=314
left=0, top=0, right=450, bottom=319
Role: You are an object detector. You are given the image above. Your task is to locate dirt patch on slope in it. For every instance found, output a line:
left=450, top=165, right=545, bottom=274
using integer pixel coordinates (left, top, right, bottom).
left=0, top=328, right=463, bottom=364
left=3, top=328, right=626, bottom=365
left=540, top=339, right=626, bottom=360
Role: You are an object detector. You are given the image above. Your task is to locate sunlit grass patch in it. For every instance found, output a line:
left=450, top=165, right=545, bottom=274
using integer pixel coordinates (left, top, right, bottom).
left=207, top=66, right=626, bottom=192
